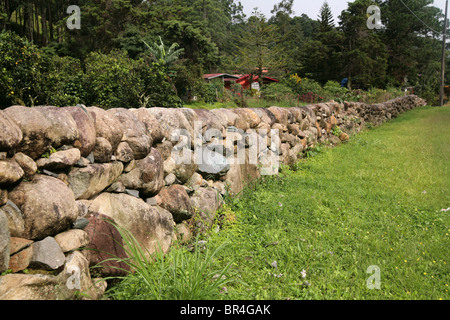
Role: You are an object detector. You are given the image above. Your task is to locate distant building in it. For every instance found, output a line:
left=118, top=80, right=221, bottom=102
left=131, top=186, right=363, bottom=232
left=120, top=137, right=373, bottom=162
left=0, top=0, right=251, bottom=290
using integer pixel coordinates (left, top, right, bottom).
left=203, top=73, right=278, bottom=91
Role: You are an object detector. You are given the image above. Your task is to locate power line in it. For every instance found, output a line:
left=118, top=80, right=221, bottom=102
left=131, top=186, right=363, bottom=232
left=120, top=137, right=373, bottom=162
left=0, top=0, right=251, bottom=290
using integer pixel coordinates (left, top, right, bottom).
left=399, top=0, right=442, bottom=35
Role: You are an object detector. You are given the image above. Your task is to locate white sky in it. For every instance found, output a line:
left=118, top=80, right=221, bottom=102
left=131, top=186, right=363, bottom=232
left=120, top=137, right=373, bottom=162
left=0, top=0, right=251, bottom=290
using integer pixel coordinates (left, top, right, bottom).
left=239, top=0, right=448, bottom=24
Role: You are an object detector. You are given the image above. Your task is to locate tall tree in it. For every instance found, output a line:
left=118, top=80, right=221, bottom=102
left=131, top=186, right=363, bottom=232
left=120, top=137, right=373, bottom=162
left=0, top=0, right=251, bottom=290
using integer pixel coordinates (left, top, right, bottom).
left=380, top=0, right=444, bottom=87
left=339, top=0, right=388, bottom=89
left=236, top=9, right=281, bottom=86
left=318, top=1, right=335, bottom=32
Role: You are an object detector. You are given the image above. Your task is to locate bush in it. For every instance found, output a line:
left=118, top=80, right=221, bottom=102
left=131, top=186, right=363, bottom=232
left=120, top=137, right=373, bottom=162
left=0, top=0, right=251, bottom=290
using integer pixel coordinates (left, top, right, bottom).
left=285, top=74, right=324, bottom=103
left=0, top=30, right=44, bottom=108
left=39, top=55, right=85, bottom=107
left=260, top=82, right=295, bottom=102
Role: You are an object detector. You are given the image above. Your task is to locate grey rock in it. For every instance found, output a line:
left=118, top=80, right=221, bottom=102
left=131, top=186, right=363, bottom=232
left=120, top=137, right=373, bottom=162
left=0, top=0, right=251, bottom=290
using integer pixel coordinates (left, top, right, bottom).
left=29, top=236, right=66, bottom=270
left=0, top=209, right=10, bottom=273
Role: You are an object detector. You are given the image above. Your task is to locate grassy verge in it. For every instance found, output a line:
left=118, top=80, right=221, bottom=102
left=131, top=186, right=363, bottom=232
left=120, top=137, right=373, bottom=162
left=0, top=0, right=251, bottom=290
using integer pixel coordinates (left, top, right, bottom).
left=108, top=106, right=449, bottom=300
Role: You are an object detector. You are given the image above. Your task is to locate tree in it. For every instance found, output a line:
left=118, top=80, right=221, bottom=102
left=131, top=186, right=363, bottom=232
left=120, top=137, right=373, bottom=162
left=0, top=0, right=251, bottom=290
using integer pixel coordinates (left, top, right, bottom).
left=236, top=9, right=282, bottom=88
left=380, top=0, right=444, bottom=87
left=142, top=37, right=184, bottom=67
left=298, top=2, right=343, bottom=84
left=337, top=0, right=388, bottom=89
left=318, top=1, right=335, bottom=32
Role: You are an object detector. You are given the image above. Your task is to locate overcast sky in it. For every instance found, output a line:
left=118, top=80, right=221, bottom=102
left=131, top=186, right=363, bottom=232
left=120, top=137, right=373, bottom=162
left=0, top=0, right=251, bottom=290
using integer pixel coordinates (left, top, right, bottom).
left=239, top=0, right=448, bottom=24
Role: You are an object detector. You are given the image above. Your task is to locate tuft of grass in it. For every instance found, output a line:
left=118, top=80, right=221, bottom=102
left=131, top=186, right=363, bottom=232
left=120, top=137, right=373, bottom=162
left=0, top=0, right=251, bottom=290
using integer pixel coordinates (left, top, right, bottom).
left=103, top=224, right=235, bottom=300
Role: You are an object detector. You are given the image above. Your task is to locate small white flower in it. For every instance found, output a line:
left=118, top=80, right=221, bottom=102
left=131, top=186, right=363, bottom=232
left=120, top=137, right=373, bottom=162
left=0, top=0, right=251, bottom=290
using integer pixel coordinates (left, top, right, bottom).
left=301, top=269, right=307, bottom=279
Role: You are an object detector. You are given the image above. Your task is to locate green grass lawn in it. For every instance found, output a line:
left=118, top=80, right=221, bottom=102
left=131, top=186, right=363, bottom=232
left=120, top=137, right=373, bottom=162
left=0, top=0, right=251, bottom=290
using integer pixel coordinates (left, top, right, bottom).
left=109, top=106, right=449, bottom=300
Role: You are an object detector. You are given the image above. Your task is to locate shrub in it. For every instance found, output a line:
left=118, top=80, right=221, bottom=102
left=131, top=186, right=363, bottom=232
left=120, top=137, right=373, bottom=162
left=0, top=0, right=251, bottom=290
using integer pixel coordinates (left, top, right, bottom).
left=0, top=30, right=44, bottom=108
left=260, top=82, right=295, bottom=102
left=82, top=50, right=143, bottom=109
left=39, top=55, right=85, bottom=107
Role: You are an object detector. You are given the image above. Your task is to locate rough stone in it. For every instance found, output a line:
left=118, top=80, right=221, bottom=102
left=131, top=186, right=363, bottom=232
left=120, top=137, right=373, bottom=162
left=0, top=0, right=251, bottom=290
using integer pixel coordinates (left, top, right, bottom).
left=8, top=175, right=78, bottom=240
left=0, top=159, right=24, bottom=185
left=8, top=237, right=34, bottom=273
left=93, top=137, right=113, bottom=163
left=0, top=210, right=10, bottom=273
left=65, top=106, right=97, bottom=157
left=89, top=193, right=174, bottom=257
left=34, top=106, right=79, bottom=149
left=87, top=106, right=124, bottom=151
left=13, top=152, right=37, bottom=178
left=36, top=148, right=81, bottom=170
left=0, top=189, right=7, bottom=206
left=0, top=273, right=73, bottom=300
left=0, top=110, right=23, bottom=151
left=67, top=161, right=124, bottom=200
left=190, top=187, right=223, bottom=228
left=61, top=251, right=106, bottom=300
left=158, top=184, right=194, bottom=223
left=175, top=221, right=192, bottom=244
left=54, top=229, right=90, bottom=253
left=129, top=108, right=164, bottom=143
left=106, top=108, right=152, bottom=159
left=117, top=148, right=164, bottom=196
left=197, top=146, right=230, bottom=178
left=114, top=141, right=134, bottom=163
left=164, top=173, right=177, bottom=186
left=29, top=236, right=66, bottom=270
left=3, top=106, right=52, bottom=159
left=163, top=152, right=198, bottom=184
left=84, top=212, right=129, bottom=277
left=339, top=132, right=350, bottom=142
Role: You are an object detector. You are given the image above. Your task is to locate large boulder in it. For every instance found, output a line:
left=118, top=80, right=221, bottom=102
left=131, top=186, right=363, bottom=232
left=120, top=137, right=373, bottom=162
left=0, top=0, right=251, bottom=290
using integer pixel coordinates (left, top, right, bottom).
left=0, top=274, right=73, bottom=300
left=3, top=106, right=53, bottom=159
left=36, top=148, right=81, bottom=170
left=158, top=184, right=194, bottom=223
left=190, top=187, right=223, bottom=228
left=67, top=161, right=123, bottom=200
left=163, top=152, right=198, bottom=184
left=0, top=159, right=24, bottom=185
left=84, top=212, right=130, bottom=277
left=146, top=108, right=193, bottom=142
left=29, top=236, right=66, bottom=271
left=0, top=110, right=22, bottom=150
left=8, top=175, right=79, bottom=240
left=88, top=193, right=175, bottom=257
left=129, top=108, right=164, bottom=144
left=117, top=148, right=164, bottom=196
left=65, top=106, right=97, bottom=157
left=87, top=107, right=124, bottom=151
left=34, top=106, right=79, bottom=149
left=106, top=108, right=152, bottom=159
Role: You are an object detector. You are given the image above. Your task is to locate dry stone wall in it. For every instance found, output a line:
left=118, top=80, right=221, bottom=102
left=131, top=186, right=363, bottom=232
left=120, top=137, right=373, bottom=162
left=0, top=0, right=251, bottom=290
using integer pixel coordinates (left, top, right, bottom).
left=0, top=95, right=426, bottom=299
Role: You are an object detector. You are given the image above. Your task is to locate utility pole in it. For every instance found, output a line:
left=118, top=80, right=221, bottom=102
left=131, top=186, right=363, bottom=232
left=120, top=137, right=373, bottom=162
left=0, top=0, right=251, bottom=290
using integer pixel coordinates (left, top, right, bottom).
left=440, top=0, right=448, bottom=106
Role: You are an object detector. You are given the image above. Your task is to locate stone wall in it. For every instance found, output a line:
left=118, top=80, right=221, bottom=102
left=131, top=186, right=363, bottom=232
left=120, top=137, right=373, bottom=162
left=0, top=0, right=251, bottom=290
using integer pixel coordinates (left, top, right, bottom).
left=0, top=95, right=426, bottom=299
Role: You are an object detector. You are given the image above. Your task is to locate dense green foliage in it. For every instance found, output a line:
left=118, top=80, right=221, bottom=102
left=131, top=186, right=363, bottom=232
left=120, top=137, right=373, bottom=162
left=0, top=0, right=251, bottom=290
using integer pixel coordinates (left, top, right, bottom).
left=0, top=0, right=448, bottom=108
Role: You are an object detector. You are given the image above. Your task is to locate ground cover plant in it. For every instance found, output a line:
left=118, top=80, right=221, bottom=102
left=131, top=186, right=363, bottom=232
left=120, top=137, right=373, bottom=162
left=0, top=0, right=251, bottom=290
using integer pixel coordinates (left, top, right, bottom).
left=108, top=106, right=449, bottom=300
